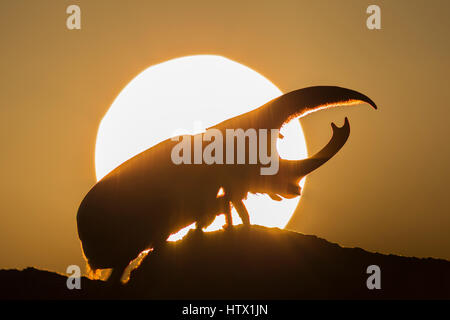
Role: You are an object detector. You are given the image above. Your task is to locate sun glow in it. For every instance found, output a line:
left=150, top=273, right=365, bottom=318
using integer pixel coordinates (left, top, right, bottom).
left=95, top=55, right=307, bottom=241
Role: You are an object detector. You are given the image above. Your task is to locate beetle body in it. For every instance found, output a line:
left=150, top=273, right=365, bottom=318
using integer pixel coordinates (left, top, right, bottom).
left=77, top=86, right=377, bottom=281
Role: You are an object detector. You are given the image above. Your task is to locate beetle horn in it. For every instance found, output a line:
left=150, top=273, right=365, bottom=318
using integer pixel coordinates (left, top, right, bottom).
left=295, top=117, right=350, bottom=178
left=279, top=117, right=351, bottom=181
left=211, top=86, right=377, bottom=131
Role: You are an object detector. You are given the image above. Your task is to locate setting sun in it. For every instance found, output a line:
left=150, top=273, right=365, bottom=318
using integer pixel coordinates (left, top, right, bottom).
left=95, top=55, right=307, bottom=238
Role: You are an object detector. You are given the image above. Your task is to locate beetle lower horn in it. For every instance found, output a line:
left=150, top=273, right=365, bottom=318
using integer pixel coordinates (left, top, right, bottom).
left=279, top=117, right=351, bottom=181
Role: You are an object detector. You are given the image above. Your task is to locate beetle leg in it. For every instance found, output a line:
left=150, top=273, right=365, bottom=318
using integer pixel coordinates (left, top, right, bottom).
left=224, top=201, right=233, bottom=229
left=232, top=199, right=250, bottom=226
left=195, top=219, right=206, bottom=232
left=107, top=262, right=128, bottom=286
left=196, top=212, right=216, bottom=233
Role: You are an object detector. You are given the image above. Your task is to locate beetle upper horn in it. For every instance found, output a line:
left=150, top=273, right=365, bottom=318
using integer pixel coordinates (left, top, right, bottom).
left=211, top=86, right=377, bottom=131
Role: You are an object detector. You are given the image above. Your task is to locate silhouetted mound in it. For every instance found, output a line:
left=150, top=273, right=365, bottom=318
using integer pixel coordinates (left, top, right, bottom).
left=1, top=226, right=449, bottom=299
left=0, top=267, right=108, bottom=299
left=126, top=225, right=450, bottom=299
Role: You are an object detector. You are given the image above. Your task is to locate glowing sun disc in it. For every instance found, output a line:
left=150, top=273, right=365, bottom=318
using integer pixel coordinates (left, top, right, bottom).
left=95, top=55, right=307, bottom=240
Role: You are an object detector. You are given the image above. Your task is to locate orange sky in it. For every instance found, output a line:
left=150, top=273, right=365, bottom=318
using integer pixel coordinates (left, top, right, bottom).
left=1, top=0, right=449, bottom=273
